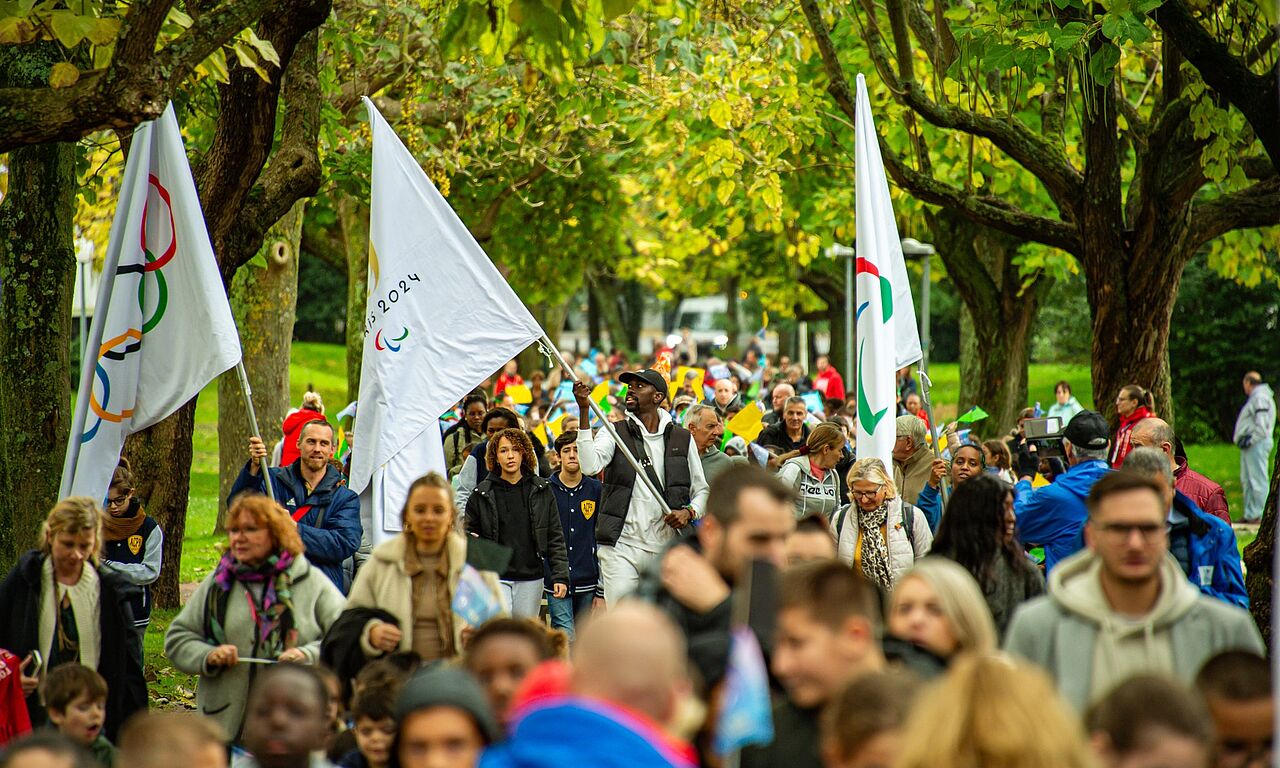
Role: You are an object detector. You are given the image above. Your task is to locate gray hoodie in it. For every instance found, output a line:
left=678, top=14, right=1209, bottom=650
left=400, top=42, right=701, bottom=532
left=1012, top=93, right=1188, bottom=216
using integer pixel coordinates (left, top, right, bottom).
left=1005, top=548, right=1263, bottom=709
left=1234, top=383, right=1275, bottom=448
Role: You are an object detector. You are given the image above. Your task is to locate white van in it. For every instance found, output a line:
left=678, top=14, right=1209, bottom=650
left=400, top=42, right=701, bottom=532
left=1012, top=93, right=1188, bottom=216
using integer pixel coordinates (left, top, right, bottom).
left=671, top=296, right=779, bottom=354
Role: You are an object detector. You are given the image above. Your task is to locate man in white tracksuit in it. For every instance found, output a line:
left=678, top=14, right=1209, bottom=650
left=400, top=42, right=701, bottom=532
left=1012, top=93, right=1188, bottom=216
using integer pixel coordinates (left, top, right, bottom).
left=1233, top=371, right=1275, bottom=522
left=574, top=369, right=709, bottom=604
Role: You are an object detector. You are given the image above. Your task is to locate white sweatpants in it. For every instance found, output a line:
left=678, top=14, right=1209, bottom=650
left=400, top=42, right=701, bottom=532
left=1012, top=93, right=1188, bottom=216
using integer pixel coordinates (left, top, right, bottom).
left=500, top=579, right=545, bottom=619
left=1241, top=439, right=1273, bottom=522
left=598, top=539, right=661, bottom=606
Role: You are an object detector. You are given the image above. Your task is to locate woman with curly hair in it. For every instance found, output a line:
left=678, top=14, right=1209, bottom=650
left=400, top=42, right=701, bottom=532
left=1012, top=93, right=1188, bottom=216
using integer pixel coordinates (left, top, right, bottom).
left=465, top=428, right=569, bottom=618
left=165, top=494, right=346, bottom=739
left=929, top=474, right=1044, bottom=639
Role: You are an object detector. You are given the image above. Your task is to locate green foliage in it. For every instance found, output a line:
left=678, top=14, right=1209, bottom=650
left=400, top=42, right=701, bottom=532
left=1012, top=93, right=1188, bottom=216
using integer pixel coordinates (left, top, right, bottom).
left=1170, top=258, right=1280, bottom=442
left=1031, top=271, right=1093, bottom=364
left=295, top=255, right=348, bottom=343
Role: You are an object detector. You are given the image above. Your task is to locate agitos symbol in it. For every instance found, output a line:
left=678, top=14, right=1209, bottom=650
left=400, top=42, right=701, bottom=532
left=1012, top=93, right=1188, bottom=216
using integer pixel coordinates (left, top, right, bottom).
left=83, top=174, right=175, bottom=443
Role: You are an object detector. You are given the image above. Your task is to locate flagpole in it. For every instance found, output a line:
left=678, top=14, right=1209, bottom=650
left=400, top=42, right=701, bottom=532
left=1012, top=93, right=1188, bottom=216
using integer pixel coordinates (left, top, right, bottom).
left=539, top=335, right=670, bottom=508
left=918, top=369, right=949, bottom=505
left=236, top=361, right=277, bottom=504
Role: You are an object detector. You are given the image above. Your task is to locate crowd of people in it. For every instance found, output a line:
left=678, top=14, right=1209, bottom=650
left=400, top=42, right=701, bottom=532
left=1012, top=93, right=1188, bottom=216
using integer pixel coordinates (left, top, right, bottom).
left=0, top=345, right=1274, bottom=768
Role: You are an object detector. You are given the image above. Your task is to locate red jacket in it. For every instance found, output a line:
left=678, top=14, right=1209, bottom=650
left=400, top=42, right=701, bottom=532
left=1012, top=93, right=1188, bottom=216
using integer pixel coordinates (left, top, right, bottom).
left=1110, top=407, right=1152, bottom=468
left=0, top=649, right=31, bottom=747
left=1175, top=458, right=1231, bottom=524
left=814, top=368, right=846, bottom=403
left=280, top=409, right=328, bottom=466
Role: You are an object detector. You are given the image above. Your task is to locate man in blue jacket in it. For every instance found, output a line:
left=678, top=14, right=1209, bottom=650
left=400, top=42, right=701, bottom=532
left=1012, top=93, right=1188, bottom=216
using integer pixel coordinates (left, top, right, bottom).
left=231, top=421, right=362, bottom=592
left=1013, top=410, right=1112, bottom=573
left=1122, top=447, right=1249, bottom=609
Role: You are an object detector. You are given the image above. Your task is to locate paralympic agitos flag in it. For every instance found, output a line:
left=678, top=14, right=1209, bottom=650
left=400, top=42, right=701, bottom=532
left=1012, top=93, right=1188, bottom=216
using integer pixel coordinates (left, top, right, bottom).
left=854, top=73, right=922, bottom=472
left=351, top=98, right=544, bottom=539
left=60, top=104, right=241, bottom=501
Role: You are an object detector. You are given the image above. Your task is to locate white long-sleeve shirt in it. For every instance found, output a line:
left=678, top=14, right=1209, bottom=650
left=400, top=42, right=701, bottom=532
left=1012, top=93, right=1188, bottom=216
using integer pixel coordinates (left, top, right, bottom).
left=576, top=410, right=709, bottom=553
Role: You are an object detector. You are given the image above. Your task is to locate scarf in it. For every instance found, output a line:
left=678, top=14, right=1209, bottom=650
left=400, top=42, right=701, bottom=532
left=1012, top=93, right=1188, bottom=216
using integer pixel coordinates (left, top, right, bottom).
left=857, top=502, right=894, bottom=590
left=205, top=550, right=297, bottom=657
left=102, top=498, right=146, bottom=542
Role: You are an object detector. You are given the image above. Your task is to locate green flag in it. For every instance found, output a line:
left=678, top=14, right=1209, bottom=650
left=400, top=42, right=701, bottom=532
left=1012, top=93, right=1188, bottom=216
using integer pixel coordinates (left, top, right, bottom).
left=957, top=406, right=990, bottom=424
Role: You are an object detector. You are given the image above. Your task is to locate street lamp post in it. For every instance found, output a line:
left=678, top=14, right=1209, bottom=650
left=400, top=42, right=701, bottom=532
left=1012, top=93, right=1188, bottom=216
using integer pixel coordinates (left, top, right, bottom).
left=825, top=243, right=857, bottom=393
left=74, top=238, right=95, bottom=365
left=900, top=238, right=936, bottom=373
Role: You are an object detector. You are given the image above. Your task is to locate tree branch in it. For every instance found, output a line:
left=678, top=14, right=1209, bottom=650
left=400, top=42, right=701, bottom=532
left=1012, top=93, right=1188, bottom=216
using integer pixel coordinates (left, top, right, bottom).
left=471, top=163, right=550, bottom=244
left=1188, top=176, right=1280, bottom=250
left=1156, top=0, right=1280, bottom=164
left=0, top=0, right=276, bottom=153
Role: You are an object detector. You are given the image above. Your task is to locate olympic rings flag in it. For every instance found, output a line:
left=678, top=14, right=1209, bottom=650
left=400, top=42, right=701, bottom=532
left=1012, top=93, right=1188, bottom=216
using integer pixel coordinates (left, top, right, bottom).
left=60, top=104, right=242, bottom=501
left=854, top=73, right=922, bottom=472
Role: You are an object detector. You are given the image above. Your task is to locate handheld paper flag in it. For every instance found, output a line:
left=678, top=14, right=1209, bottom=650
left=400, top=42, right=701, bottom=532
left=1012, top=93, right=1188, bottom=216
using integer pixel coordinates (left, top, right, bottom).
left=452, top=564, right=505, bottom=626
left=505, top=384, right=533, bottom=405
left=957, top=406, right=990, bottom=424
left=715, top=627, right=774, bottom=754
left=725, top=402, right=766, bottom=443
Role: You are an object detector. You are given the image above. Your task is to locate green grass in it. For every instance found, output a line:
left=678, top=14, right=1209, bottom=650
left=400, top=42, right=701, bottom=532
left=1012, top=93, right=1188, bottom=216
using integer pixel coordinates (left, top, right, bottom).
left=921, top=361, right=1096, bottom=421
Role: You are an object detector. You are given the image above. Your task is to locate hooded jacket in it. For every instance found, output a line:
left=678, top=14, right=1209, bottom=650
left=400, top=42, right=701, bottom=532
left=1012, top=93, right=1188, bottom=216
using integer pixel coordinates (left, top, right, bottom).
left=1004, top=549, right=1264, bottom=710
left=1169, top=490, right=1248, bottom=609
left=279, top=409, right=328, bottom=467
left=1013, top=459, right=1111, bottom=574
left=479, top=696, right=697, bottom=768
left=776, top=456, right=840, bottom=522
left=229, top=460, right=363, bottom=592
left=1234, top=383, right=1276, bottom=449
left=165, top=553, right=346, bottom=739
left=1110, top=406, right=1153, bottom=468
left=465, top=474, right=570, bottom=585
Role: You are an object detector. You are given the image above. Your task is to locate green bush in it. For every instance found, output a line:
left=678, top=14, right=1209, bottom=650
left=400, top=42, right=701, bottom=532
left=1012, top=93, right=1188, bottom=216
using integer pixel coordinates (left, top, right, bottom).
left=1170, top=259, right=1280, bottom=442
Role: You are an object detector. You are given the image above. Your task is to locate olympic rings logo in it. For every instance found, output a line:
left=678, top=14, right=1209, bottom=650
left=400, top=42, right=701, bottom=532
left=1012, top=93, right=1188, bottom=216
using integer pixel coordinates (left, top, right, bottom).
left=83, top=174, right=176, bottom=443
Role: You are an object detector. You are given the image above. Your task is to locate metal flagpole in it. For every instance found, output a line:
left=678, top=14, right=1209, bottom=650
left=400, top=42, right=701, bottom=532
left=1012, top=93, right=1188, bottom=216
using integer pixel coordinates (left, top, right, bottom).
left=917, top=369, right=949, bottom=505
left=540, top=335, right=669, bottom=507
left=236, top=360, right=277, bottom=504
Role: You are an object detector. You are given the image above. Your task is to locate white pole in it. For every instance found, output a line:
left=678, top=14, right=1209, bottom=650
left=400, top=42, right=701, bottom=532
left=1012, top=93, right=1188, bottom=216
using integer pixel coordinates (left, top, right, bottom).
left=236, top=361, right=276, bottom=504
left=918, top=369, right=948, bottom=505
left=541, top=335, right=668, bottom=506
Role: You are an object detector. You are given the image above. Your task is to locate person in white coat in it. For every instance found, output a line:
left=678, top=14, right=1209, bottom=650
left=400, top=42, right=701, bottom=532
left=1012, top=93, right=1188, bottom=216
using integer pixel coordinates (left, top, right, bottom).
left=835, top=458, right=933, bottom=590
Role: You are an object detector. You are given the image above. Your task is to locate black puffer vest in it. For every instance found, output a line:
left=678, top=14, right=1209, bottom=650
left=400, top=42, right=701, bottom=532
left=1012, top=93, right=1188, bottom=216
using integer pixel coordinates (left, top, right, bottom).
left=596, top=417, right=693, bottom=545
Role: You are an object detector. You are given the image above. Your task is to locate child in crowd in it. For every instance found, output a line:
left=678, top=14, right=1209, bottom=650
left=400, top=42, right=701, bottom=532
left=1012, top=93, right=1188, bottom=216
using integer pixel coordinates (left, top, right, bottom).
left=118, top=712, right=228, bottom=768
left=391, top=665, right=499, bottom=768
left=821, top=670, right=921, bottom=768
left=547, top=433, right=603, bottom=638
left=234, top=664, right=335, bottom=768
left=1086, top=676, right=1210, bottom=768
left=99, top=461, right=163, bottom=640
left=337, top=691, right=397, bottom=768
left=462, top=618, right=564, bottom=722
left=41, top=664, right=115, bottom=768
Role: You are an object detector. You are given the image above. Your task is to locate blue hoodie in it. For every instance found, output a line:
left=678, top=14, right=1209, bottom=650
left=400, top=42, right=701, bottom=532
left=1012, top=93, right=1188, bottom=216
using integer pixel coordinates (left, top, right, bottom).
left=480, top=698, right=696, bottom=768
left=1169, top=490, right=1249, bottom=609
left=1013, top=459, right=1111, bottom=574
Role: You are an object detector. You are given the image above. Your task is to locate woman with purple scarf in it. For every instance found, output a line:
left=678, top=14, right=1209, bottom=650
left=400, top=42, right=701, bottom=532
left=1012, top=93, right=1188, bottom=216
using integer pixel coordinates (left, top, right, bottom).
left=166, top=495, right=346, bottom=741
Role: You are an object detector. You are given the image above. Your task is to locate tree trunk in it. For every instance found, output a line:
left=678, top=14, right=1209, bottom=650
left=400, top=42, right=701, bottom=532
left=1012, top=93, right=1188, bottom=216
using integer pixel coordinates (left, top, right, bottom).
left=0, top=43, right=77, bottom=572
left=587, top=281, right=603, bottom=349
left=216, top=201, right=304, bottom=531
left=1242, top=445, right=1279, bottom=646
left=724, top=276, right=741, bottom=358
left=928, top=209, right=1045, bottom=435
left=123, top=401, right=196, bottom=608
left=339, top=198, right=369, bottom=401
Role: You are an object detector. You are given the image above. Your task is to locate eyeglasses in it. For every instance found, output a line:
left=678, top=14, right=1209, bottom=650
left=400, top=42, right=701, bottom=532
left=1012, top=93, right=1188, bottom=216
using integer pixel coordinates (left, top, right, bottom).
left=1095, top=522, right=1165, bottom=541
left=105, top=494, right=131, bottom=508
left=850, top=488, right=883, bottom=500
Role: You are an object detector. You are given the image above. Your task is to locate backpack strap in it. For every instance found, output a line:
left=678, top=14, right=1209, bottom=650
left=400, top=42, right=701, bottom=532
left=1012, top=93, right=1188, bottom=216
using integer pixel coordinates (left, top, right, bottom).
left=900, top=501, right=915, bottom=544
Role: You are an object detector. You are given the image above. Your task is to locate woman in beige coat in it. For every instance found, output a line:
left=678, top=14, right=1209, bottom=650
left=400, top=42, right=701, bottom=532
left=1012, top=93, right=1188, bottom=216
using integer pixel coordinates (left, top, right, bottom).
left=346, top=473, right=504, bottom=661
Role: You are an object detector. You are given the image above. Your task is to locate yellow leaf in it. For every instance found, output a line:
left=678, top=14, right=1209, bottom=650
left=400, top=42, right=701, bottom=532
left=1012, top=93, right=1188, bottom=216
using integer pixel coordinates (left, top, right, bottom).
left=49, top=62, right=80, bottom=89
left=1026, top=82, right=1046, bottom=98
left=0, top=17, right=37, bottom=44
left=87, top=18, right=120, bottom=46
left=709, top=99, right=732, bottom=130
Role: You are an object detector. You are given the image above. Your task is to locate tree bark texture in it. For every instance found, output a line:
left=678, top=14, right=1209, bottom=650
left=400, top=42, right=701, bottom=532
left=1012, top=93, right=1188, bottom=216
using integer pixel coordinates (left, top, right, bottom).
left=0, top=43, right=77, bottom=572
left=1242, top=448, right=1279, bottom=647
left=928, top=210, right=1045, bottom=435
left=216, top=201, right=304, bottom=531
left=339, top=198, right=369, bottom=402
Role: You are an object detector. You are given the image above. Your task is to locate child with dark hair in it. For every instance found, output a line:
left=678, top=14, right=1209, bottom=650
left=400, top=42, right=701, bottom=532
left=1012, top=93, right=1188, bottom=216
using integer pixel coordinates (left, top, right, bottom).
left=1087, top=675, right=1211, bottom=768
left=462, top=618, right=564, bottom=721
left=235, top=664, right=334, bottom=768
left=41, top=664, right=115, bottom=768
left=465, top=428, right=569, bottom=618
left=337, top=691, right=398, bottom=768
left=821, top=670, right=921, bottom=768
left=546, top=432, right=603, bottom=637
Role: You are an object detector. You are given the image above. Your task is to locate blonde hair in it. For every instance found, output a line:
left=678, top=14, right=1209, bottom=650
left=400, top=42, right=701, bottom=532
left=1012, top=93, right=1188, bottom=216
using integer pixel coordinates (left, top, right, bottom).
left=400, top=473, right=456, bottom=542
left=895, top=655, right=1097, bottom=768
left=225, top=495, right=305, bottom=558
left=41, top=497, right=103, bottom=564
left=892, top=558, right=998, bottom=656
left=846, top=457, right=897, bottom=499
left=301, top=390, right=324, bottom=413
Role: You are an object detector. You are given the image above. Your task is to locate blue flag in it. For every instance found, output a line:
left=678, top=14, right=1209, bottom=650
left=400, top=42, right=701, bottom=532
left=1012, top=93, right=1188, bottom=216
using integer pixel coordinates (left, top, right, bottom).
left=715, top=627, right=774, bottom=755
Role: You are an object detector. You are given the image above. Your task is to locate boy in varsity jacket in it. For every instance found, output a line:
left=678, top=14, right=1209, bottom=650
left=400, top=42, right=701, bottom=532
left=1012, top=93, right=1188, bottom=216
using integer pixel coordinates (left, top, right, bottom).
left=546, top=432, right=604, bottom=638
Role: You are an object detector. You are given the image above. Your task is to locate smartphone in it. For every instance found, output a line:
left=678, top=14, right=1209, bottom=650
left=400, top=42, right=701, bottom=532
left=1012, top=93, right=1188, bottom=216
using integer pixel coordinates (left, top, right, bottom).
left=20, top=650, right=42, bottom=677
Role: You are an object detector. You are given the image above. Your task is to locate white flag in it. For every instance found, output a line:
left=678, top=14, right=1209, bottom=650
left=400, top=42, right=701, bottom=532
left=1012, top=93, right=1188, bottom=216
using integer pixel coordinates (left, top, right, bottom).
left=352, top=98, right=545, bottom=535
left=61, top=104, right=241, bottom=500
left=854, top=74, right=922, bottom=471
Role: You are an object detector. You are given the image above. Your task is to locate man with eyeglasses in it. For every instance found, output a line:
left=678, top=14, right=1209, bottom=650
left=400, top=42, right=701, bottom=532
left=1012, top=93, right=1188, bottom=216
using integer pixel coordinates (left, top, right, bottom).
left=1005, top=471, right=1263, bottom=711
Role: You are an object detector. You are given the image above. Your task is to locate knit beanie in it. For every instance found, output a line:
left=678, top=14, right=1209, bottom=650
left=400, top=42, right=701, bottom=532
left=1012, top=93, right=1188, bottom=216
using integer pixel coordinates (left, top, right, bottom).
left=395, top=664, right=500, bottom=744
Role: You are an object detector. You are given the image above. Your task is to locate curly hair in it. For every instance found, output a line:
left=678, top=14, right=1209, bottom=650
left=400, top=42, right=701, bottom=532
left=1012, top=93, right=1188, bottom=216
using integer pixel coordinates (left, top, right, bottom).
left=485, top=427, right=537, bottom=475
left=226, top=494, right=305, bottom=557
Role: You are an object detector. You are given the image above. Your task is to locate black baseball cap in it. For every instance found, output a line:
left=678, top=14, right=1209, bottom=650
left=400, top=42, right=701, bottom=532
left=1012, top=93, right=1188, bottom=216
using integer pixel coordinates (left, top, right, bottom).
left=618, top=369, right=669, bottom=403
left=1063, top=410, right=1110, bottom=450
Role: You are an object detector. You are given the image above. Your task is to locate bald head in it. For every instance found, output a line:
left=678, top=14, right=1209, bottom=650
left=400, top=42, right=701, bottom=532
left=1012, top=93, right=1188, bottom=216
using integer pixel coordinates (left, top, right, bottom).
left=572, top=601, right=689, bottom=726
left=1128, top=417, right=1176, bottom=470
left=771, top=383, right=796, bottom=412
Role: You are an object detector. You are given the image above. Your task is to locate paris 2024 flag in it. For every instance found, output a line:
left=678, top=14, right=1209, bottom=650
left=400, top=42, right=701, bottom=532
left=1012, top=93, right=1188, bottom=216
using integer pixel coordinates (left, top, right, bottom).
left=855, top=73, right=922, bottom=472
left=351, top=97, right=544, bottom=540
left=60, top=104, right=241, bottom=501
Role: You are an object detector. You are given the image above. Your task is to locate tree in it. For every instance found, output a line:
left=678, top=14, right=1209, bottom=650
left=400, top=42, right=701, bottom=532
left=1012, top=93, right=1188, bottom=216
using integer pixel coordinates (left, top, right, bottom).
left=798, top=0, right=1280, bottom=425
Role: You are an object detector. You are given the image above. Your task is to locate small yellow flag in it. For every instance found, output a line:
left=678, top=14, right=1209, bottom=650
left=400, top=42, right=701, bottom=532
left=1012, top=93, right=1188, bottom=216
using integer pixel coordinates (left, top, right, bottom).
left=725, top=402, right=766, bottom=442
left=505, top=384, right=533, bottom=405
